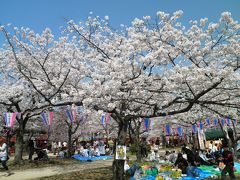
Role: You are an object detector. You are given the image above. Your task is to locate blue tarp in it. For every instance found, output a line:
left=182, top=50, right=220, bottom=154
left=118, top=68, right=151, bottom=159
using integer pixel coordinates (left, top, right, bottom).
left=129, top=162, right=240, bottom=180
left=72, top=154, right=112, bottom=161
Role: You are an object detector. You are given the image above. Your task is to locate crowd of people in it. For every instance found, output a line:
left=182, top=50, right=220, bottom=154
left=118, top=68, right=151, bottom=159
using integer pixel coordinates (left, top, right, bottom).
left=145, top=140, right=236, bottom=179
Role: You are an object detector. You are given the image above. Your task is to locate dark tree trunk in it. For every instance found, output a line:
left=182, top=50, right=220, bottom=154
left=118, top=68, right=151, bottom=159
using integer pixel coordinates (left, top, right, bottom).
left=68, top=126, right=73, bottom=158
left=135, top=126, right=141, bottom=162
left=112, top=121, right=128, bottom=180
left=14, top=124, right=24, bottom=164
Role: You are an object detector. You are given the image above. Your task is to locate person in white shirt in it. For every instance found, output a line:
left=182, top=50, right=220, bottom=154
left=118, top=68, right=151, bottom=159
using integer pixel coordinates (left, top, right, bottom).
left=82, top=146, right=89, bottom=157
left=0, top=139, right=11, bottom=176
left=94, top=146, right=100, bottom=156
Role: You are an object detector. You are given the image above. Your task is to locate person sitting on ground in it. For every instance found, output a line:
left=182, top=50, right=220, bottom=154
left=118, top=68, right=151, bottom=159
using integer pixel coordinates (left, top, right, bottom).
left=174, top=153, right=189, bottom=174
left=168, top=150, right=178, bottom=164
left=88, top=146, right=94, bottom=157
left=82, top=146, right=89, bottom=157
left=149, top=150, right=156, bottom=161
left=34, top=149, right=49, bottom=161
left=94, top=145, right=100, bottom=156
left=182, top=146, right=197, bottom=167
left=58, top=147, right=65, bottom=159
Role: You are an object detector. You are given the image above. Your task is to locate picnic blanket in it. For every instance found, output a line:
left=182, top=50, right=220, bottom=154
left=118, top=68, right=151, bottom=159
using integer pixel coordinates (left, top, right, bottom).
left=198, top=162, right=240, bottom=176
left=130, top=162, right=240, bottom=180
left=72, top=154, right=112, bottom=161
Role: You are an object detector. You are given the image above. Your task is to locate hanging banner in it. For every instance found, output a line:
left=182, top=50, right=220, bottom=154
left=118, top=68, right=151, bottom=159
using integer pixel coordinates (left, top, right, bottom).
left=49, top=112, right=54, bottom=127
left=71, top=104, right=77, bottom=122
left=165, top=124, right=171, bottom=135
left=199, top=122, right=204, bottom=130
left=144, top=118, right=150, bottom=131
left=192, top=124, right=197, bottom=134
left=66, top=109, right=73, bottom=122
left=198, top=128, right=205, bottom=150
left=221, top=119, right=225, bottom=127
left=10, top=112, right=17, bottom=127
left=234, top=119, right=238, bottom=126
left=101, top=114, right=105, bottom=125
left=40, top=112, right=54, bottom=126
left=177, top=127, right=183, bottom=137
left=40, top=112, right=48, bottom=125
left=106, top=113, right=112, bottom=124
left=213, top=119, right=218, bottom=126
left=205, top=118, right=211, bottom=126
left=226, top=118, right=231, bottom=126
left=3, top=112, right=17, bottom=128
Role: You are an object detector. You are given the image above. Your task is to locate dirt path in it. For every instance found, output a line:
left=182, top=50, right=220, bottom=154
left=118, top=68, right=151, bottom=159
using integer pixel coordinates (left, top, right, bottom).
left=0, top=159, right=113, bottom=180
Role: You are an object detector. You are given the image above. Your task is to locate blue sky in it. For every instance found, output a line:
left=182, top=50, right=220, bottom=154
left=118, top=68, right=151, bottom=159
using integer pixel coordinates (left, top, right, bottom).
left=0, top=0, right=239, bottom=43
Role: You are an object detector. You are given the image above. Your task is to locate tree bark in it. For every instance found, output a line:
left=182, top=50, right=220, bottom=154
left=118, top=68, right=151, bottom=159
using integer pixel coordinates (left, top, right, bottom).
left=14, top=125, right=24, bottom=164
left=68, top=126, right=73, bottom=158
left=112, top=121, right=128, bottom=180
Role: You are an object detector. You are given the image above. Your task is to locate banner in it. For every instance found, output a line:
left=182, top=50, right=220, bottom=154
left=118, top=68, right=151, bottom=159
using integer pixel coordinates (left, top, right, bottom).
left=106, top=113, right=112, bottom=124
left=165, top=124, right=171, bottom=135
left=3, top=112, right=17, bottom=128
left=226, top=118, right=231, bottom=126
left=213, top=119, right=218, bottom=126
left=192, top=124, right=197, bottom=134
left=144, top=118, right=150, bottom=131
left=199, top=122, right=204, bottom=130
left=101, top=114, right=105, bottom=125
left=66, top=109, right=73, bottom=122
left=221, top=119, right=225, bottom=126
left=40, top=112, right=54, bottom=126
left=177, top=127, right=183, bottom=137
left=198, top=128, right=205, bottom=150
left=234, top=119, right=238, bottom=126
left=205, top=118, right=211, bottom=126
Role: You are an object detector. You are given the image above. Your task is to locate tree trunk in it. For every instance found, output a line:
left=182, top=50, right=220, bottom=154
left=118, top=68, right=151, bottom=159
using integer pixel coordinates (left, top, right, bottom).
left=14, top=125, right=24, bottom=164
left=135, top=126, right=141, bottom=162
left=68, top=127, right=73, bottom=158
left=112, top=121, right=128, bottom=180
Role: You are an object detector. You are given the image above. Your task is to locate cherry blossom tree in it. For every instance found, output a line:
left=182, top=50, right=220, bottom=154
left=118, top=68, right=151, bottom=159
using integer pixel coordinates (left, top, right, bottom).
left=1, top=10, right=240, bottom=178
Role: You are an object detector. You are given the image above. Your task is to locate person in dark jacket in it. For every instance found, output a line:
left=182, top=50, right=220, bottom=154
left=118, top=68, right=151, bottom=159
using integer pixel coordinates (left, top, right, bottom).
left=174, top=153, right=188, bottom=174
left=182, top=146, right=197, bottom=166
left=28, top=138, right=35, bottom=161
left=219, top=146, right=236, bottom=180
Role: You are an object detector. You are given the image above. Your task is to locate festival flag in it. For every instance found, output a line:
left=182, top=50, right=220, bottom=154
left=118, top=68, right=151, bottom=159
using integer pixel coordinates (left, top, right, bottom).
left=106, top=113, right=112, bottom=124
left=49, top=112, right=54, bottom=127
left=234, top=119, right=238, bottom=126
left=144, top=118, right=150, bottom=131
left=165, top=124, right=171, bottom=135
left=101, top=114, right=105, bottom=125
left=40, top=112, right=48, bottom=125
left=3, top=113, right=10, bottom=127
left=177, top=127, right=183, bottom=137
left=221, top=119, right=225, bottom=127
left=213, top=119, right=218, bottom=126
left=10, top=112, right=17, bottom=128
left=192, top=124, right=197, bottom=134
left=205, top=118, right=211, bottom=126
left=226, top=118, right=231, bottom=126
left=71, top=104, right=77, bottom=122
left=199, top=122, right=204, bottom=130
left=66, top=109, right=73, bottom=122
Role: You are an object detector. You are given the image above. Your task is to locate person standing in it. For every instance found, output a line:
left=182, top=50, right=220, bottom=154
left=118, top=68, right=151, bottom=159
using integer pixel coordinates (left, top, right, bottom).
left=0, top=138, right=11, bottom=176
left=220, top=146, right=236, bottom=180
left=28, top=138, right=35, bottom=161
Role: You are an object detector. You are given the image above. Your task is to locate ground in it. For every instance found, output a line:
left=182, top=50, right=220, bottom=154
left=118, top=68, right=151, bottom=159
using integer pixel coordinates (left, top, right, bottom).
left=0, top=154, right=113, bottom=180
